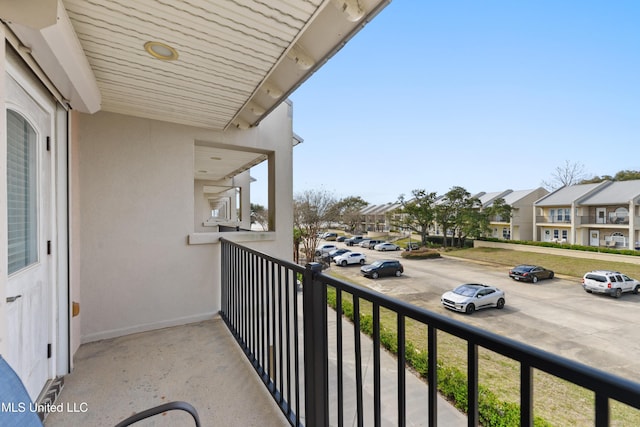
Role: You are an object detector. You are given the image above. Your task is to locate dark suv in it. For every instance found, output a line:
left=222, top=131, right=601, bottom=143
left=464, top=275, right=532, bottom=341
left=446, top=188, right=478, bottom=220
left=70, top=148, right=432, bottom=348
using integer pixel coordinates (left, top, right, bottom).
left=361, top=260, right=404, bottom=279
left=345, top=235, right=365, bottom=246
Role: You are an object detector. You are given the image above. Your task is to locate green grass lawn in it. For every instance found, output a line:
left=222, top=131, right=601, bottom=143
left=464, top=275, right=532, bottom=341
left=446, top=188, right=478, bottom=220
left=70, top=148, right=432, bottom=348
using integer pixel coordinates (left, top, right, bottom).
left=443, top=246, right=640, bottom=279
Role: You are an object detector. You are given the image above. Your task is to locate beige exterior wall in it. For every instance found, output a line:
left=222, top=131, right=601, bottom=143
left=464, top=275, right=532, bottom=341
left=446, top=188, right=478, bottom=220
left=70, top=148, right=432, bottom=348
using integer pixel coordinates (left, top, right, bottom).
left=71, top=103, right=294, bottom=344
left=513, top=188, right=548, bottom=241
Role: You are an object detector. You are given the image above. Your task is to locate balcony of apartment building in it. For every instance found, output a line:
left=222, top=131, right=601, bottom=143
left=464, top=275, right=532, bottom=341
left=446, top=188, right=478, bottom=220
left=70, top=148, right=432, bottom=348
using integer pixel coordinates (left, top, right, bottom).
left=488, top=214, right=511, bottom=223
left=576, top=215, right=630, bottom=226
left=535, top=216, right=572, bottom=224
left=45, top=240, right=640, bottom=426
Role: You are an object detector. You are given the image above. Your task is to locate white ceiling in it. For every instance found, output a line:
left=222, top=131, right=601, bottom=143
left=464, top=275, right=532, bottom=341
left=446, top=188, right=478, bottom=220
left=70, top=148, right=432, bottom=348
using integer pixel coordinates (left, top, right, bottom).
left=4, top=0, right=390, bottom=180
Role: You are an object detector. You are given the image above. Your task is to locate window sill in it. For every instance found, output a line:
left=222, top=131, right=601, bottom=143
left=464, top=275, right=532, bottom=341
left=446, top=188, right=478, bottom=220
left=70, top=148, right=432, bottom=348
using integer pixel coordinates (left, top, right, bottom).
left=188, top=231, right=276, bottom=245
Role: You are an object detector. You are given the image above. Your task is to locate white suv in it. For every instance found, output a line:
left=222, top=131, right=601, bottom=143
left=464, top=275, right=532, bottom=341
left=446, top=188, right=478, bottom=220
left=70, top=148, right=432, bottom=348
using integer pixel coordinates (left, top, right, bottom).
left=582, top=270, right=640, bottom=298
left=334, top=252, right=366, bottom=266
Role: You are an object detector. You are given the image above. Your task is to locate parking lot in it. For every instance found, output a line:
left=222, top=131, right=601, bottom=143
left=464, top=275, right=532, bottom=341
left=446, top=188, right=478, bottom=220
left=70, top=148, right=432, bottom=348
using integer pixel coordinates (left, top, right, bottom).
left=324, top=241, right=640, bottom=383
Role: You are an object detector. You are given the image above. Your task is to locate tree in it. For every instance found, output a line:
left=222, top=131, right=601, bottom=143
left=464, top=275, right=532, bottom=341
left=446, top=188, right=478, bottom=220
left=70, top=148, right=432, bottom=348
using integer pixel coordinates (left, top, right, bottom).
left=465, top=197, right=513, bottom=240
left=293, top=227, right=302, bottom=264
left=390, top=189, right=438, bottom=246
left=329, top=196, right=368, bottom=232
left=293, top=189, right=338, bottom=264
left=581, top=169, right=640, bottom=184
left=435, top=186, right=477, bottom=247
left=486, top=198, right=513, bottom=225
left=250, top=203, right=268, bottom=231
left=541, top=160, right=590, bottom=190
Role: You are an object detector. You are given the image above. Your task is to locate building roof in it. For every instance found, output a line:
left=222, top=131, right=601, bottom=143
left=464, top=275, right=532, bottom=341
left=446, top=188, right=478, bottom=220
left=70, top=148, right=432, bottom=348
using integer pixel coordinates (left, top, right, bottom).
left=535, top=182, right=607, bottom=206
left=362, top=203, right=400, bottom=215
left=476, top=190, right=513, bottom=207
left=578, top=180, right=640, bottom=205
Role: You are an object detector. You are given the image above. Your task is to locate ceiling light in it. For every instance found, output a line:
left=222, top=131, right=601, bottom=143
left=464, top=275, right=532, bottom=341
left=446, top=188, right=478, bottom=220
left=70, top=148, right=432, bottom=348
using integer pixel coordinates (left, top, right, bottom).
left=144, top=41, right=179, bottom=61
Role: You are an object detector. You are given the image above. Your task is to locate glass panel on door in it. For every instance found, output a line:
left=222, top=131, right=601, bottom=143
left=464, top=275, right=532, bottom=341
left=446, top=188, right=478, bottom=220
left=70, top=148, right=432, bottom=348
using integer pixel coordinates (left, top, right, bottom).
left=7, top=109, right=38, bottom=274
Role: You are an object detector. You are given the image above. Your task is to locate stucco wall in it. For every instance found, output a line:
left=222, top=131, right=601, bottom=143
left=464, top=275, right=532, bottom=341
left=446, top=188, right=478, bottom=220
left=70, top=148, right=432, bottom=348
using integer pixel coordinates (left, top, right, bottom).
left=73, top=104, right=294, bottom=343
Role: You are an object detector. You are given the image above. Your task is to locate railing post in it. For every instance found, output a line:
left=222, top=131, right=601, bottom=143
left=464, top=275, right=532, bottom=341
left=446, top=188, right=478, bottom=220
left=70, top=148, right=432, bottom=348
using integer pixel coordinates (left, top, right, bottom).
left=302, top=262, right=328, bottom=427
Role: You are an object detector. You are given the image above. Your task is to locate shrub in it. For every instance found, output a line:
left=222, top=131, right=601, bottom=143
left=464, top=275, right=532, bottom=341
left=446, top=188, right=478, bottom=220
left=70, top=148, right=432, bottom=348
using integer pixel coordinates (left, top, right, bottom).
left=401, top=248, right=442, bottom=259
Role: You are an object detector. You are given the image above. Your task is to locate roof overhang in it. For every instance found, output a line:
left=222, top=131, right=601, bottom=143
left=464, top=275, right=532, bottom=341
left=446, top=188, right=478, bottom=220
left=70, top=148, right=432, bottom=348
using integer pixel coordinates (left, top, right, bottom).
left=2, top=0, right=390, bottom=130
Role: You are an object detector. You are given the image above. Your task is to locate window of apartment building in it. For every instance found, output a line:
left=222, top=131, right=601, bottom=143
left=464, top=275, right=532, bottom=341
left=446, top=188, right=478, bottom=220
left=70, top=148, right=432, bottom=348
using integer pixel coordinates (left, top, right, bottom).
left=502, top=228, right=510, bottom=239
left=550, top=209, right=556, bottom=221
left=553, top=229, right=559, bottom=240
left=562, top=230, right=568, bottom=241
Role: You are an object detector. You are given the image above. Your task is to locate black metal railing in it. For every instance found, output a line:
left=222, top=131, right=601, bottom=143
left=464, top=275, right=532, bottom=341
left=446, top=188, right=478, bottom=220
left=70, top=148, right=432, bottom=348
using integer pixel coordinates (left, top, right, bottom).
left=576, top=216, right=630, bottom=225
left=219, top=238, right=640, bottom=427
left=535, top=215, right=572, bottom=224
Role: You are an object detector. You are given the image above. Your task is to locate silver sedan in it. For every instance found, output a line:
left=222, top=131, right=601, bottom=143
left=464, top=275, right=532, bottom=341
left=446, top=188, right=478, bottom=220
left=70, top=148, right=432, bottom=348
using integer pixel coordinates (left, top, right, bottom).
left=441, top=284, right=505, bottom=314
left=374, top=242, right=400, bottom=251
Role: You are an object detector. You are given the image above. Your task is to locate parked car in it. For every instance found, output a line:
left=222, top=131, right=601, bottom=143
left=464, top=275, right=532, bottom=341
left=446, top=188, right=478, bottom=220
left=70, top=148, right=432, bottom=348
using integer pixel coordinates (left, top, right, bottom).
left=358, top=239, right=372, bottom=248
left=345, top=235, right=365, bottom=246
left=366, top=239, right=385, bottom=249
left=582, top=270, right=640, bottom=298
left=508, top=265, right=554, bottom=283
left=374, top=242, right=400, bottom=251
left=315, top=244, right=338, bottom=256
left=441, top=284, right=505, bottom=314
left=361, top=260, right=404, bottom=279
left=336, top=235, right=347, bottom=242
left=323, top=232, right=338, bottom=241
left=328, top=248, right=351, bottom=260
left=334, top=252, right=367, bottom=266
left=405, top=242, right=421, bottom=250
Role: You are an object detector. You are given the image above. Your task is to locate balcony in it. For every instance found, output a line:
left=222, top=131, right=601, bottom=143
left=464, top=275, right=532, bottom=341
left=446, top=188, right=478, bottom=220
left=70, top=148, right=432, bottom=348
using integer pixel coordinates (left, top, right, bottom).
left=536, top=216, right=572, bottom=224
left=576, top=216, right=630, bottom=226
left=46, top=239, right=640, bottom=426
left=488, top=215, right=510, bottom=223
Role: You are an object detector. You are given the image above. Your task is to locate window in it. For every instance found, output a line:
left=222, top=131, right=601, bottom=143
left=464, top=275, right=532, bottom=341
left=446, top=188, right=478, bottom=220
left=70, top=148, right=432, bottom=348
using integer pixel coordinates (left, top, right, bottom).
left=562, top=230, right=568, bottom=241
left=550, top=209, right=556, bottom=222
left=7, top=110, right=38, bottom=274
left=553, top=229, right=559, bottom=240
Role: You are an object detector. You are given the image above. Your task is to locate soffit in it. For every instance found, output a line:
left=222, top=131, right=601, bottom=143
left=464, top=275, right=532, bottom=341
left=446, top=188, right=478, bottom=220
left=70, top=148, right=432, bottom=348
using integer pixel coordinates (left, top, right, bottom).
left=194, top=144, right=267, bottom=181
left=60, top=0, right=390, bottom=131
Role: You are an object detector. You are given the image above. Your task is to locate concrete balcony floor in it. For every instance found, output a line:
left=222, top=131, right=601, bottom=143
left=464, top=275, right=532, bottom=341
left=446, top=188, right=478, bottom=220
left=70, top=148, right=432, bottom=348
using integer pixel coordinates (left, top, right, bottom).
left=45, top=317, right=289, bottom=427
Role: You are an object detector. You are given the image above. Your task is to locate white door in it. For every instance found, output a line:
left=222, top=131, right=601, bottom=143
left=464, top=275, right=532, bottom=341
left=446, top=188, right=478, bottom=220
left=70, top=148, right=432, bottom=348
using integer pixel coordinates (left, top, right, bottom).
left=590, top=230, right=600, bottom=246
left=5, top=73, right=54, bottom=401
left=596, top=208, right=606, bottom=224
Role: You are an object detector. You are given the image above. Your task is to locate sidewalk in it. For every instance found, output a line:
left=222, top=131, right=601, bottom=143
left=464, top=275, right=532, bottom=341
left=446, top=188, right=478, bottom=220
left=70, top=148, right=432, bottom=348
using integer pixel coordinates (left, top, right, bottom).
left=325, top=306, right=468, bottom=426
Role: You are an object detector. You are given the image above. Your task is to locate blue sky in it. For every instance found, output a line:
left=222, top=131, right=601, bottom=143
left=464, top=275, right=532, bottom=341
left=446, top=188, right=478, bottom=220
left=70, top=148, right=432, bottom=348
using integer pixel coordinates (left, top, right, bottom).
left=252, top=1, right=639, bottom=206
